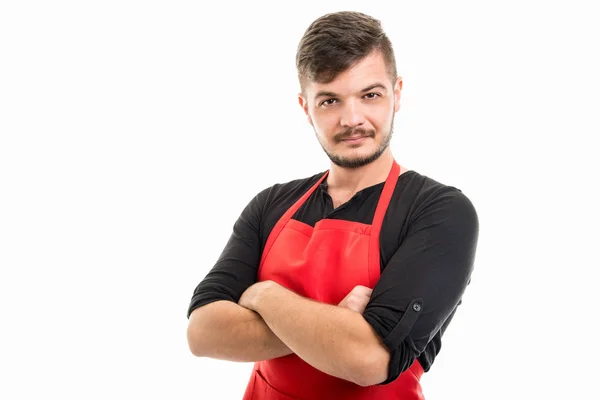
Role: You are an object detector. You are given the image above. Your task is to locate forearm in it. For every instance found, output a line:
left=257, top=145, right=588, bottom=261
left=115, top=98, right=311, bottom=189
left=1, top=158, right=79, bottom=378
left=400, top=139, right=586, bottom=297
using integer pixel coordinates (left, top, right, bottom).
left=187, top=300, right=293, bottom=362
left=253, top=284, right=390, bottom=386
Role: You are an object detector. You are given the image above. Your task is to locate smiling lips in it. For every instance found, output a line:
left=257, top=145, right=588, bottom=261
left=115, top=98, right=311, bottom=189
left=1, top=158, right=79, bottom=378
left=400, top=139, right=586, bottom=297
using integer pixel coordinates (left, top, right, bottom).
left=334, top=128, right=375, bottom=144
left=342, top=135, right=370, bottom=143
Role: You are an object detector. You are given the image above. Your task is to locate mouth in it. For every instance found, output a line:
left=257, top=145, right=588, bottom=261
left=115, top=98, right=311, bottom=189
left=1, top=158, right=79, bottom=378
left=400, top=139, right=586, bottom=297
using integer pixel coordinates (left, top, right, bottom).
left=341, top=136, right=370, bottom=143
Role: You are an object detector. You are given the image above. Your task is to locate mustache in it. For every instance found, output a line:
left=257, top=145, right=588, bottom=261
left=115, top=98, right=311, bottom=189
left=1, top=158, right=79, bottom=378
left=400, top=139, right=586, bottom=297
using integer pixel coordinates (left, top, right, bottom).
left=333, top=128, right=376, bottom=143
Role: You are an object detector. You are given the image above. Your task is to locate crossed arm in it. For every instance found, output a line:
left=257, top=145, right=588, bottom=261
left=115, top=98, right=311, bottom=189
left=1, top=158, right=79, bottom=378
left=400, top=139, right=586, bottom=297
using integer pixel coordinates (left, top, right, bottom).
left=187, top=187, right=479, bottom=386
left=187, top=282, right=389, bottom=387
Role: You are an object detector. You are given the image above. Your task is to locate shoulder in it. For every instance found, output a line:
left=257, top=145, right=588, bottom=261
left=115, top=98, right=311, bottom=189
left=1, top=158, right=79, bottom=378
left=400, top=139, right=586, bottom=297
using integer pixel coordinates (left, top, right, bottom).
left=393, top=170, right=478, bottom=228
left=251, top=171, right=327, bottom=211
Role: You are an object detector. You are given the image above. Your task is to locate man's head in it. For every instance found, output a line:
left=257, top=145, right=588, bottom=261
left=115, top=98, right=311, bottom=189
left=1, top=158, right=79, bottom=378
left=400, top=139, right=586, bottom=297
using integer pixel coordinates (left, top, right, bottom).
left=296, top=11, right=402, bottom=169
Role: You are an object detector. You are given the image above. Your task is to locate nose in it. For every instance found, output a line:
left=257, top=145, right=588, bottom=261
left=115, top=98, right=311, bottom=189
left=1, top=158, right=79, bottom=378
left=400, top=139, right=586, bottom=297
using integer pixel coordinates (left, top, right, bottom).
left=339, top=100, right=365, bottom=128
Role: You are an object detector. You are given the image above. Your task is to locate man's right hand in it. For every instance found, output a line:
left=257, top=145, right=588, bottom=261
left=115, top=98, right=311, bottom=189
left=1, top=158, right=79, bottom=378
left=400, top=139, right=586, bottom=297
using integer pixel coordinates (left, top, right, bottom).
left=337, top=285, right=373, bottom=314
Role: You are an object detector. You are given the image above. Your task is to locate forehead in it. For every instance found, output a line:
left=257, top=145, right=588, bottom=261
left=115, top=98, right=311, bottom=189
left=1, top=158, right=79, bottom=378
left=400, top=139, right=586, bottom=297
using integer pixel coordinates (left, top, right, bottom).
left=305, top=51, right=391, bottom=97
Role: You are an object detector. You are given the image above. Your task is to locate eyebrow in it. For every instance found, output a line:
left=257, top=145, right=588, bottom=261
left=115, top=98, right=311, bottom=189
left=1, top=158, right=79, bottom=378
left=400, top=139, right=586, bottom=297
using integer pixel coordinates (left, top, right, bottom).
left=314, top=83, right=388, bottom=100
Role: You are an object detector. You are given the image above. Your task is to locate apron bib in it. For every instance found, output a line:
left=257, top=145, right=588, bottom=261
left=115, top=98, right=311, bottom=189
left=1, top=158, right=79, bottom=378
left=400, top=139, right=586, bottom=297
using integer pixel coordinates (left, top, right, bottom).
left=242, top=161, right=424, bottom=400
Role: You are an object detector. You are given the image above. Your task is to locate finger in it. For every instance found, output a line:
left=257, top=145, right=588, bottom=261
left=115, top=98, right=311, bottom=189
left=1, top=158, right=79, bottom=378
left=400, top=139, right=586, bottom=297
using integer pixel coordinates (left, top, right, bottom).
left=351, top=285, right=370, bottom=293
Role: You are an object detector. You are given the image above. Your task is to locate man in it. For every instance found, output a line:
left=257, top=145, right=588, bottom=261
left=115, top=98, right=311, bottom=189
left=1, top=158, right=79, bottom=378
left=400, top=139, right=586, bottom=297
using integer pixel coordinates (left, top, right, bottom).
left=187, top=11, right=479, bottom=400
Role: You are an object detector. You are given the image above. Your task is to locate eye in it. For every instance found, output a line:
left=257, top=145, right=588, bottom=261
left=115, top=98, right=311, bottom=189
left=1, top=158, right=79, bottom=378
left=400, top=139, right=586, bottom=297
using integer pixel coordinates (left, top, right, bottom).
left=364, top=93, right=381, bottom=100
left=319, top=98, right=338, bottom=107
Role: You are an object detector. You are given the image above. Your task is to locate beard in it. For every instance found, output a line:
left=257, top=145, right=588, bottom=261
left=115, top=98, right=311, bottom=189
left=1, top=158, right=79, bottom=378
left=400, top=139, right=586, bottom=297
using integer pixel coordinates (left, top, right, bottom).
left=317, top=114, right=394, bottom=169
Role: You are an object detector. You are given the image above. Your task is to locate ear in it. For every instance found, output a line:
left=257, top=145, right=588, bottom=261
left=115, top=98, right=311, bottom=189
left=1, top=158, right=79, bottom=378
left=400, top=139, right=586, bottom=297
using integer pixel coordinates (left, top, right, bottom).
left=393, top=76, right=403, bottom=113
left=298, top=93, right=314, bottom=126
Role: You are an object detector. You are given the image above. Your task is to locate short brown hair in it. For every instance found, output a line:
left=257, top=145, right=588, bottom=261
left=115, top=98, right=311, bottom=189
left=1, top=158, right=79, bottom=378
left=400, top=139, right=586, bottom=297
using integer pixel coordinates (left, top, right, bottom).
left=296, top=11, right=397, bottom=93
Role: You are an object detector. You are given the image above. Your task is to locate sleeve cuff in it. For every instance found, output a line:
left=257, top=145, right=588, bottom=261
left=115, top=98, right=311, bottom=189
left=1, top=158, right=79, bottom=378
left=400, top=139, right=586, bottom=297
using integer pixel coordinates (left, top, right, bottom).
left=364, top=298, right=423, bottom=384
left=381, top=298, right=423, bottom=350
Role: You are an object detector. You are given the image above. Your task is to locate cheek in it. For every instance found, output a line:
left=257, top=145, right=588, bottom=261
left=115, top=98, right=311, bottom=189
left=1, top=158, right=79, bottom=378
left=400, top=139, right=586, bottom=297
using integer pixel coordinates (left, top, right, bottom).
left=312, top=112, right=338, bottom=134
left=373, top=107, right=393, bottom=129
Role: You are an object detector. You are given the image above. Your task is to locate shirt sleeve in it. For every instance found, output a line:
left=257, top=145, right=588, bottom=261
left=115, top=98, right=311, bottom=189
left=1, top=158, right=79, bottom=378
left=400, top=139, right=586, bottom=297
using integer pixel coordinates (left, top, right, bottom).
left=362, top=188, right=479, bottom=384
left=186, top=187, right=269, bottom=318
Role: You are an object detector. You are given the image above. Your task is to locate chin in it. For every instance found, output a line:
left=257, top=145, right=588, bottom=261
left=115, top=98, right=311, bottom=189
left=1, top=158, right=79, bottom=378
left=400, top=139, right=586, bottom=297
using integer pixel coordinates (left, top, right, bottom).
left=328, top=148, right=385, bottom=169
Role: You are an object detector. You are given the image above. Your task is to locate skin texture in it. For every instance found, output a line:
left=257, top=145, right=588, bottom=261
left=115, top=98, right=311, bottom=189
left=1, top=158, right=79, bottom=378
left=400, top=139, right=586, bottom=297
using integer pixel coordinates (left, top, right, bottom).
left=188, top=49, right=406, bottom=386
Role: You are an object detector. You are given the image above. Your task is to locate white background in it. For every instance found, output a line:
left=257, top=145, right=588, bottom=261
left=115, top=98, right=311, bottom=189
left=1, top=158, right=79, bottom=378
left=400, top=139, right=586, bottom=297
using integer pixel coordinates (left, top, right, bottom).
left=1, top=1, right=598, bottom=399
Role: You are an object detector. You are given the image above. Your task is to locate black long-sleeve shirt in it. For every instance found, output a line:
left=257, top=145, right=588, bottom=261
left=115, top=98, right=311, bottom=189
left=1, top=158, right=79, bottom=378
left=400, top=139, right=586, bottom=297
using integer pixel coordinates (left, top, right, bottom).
left=187, top=169, right=479, bottom=384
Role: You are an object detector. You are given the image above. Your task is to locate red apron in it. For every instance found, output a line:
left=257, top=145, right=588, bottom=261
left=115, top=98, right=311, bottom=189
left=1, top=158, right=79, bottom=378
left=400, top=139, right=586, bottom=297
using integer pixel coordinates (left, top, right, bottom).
left=242, top=160, right=424, bottom=400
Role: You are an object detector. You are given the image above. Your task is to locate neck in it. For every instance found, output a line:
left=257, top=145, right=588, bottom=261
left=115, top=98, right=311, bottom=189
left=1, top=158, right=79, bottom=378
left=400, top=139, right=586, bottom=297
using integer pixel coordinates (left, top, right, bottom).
left=326, top=149, right=395, bottom=193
